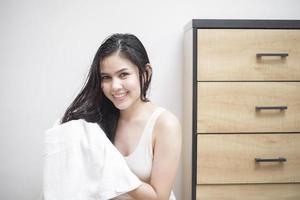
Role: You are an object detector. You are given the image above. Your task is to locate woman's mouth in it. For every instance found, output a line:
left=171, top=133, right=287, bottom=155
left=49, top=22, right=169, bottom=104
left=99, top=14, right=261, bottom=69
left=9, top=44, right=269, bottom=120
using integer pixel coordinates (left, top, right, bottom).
left=113, top=92, right=128, bottom=102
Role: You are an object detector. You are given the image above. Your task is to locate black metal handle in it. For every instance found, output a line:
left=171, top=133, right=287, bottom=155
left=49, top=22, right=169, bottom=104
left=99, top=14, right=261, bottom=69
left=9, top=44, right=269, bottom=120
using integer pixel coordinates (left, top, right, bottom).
left=256, top=106, right=288, bottom=110
left=256, top=53, right=289, bottom=58
left=255, top=157, right=287, bottom=163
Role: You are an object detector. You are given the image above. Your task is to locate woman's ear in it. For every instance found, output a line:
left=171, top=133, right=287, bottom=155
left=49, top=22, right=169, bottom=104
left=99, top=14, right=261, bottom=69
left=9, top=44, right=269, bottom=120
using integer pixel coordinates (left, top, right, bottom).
left=141, top=63, right=152, bottom=89
left=145, top=63, right=152, bottom=81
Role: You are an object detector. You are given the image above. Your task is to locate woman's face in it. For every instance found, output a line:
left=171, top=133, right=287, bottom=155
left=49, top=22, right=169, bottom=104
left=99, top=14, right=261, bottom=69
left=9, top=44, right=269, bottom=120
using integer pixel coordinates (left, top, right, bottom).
left=100, top=53, right=142, bottom=110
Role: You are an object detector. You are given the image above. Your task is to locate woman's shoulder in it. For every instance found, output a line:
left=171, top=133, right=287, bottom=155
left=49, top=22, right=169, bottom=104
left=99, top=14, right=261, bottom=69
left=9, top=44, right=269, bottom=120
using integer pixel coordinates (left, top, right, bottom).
left=152, top=107, right=181, bottom=153
left=154, top=107, right=181, bottom=137
left=159, top=107, right=180, bottom=125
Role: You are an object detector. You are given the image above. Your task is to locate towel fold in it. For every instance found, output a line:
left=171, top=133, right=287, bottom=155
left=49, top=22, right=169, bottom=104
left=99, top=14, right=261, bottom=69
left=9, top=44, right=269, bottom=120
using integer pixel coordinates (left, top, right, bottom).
left=43, top=119, right=141, bottom=200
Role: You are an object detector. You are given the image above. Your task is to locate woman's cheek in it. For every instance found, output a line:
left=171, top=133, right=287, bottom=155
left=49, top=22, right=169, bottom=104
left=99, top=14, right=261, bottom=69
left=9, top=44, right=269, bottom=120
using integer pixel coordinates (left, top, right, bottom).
left=126, top=77, right=140, bottom=90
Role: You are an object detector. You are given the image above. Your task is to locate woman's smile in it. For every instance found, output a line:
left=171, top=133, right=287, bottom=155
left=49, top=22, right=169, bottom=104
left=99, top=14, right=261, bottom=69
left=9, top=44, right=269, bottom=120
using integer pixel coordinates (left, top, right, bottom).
left=100, top=53, right=141, bottom=110
left=113, top=91, right=128, bottom=102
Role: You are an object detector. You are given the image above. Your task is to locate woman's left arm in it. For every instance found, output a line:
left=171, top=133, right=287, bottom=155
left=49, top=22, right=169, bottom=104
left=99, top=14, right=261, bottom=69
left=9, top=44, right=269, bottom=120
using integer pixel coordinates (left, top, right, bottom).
left=128, top=111, right=182, bottom=200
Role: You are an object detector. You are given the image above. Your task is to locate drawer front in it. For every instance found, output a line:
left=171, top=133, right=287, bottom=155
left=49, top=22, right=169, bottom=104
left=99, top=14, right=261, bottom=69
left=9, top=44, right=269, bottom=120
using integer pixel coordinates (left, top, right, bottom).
left=197, top=134, right=300, bottom=184
left=197, top=184, right=300, bottom=200
left=197, top=29, right=300, bottom=81
left=197, top=82, right=300, bottom=133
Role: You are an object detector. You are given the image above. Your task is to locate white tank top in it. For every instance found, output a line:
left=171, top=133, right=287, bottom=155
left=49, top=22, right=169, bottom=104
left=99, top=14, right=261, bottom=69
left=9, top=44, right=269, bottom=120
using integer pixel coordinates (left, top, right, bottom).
left=113, top=107, right=176, bottom=200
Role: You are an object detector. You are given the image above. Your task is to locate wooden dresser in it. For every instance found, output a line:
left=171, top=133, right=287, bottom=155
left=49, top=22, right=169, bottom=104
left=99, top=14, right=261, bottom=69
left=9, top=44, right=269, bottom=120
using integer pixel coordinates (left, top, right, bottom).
left=183, top=19, right=300, bottom=200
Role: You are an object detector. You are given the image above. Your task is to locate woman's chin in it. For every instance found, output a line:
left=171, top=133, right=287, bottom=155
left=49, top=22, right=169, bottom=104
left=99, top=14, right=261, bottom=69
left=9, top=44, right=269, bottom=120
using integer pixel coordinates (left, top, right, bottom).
left=113, top=102, right=129, bottom=110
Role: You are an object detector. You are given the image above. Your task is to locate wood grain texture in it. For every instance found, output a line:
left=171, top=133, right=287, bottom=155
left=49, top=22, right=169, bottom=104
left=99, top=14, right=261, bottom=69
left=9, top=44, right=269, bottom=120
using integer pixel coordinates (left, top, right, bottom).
left=197, top=134, right=300, bottom=184
left=197, top=29, right=300, bottom=81
left=197, top=82, right=300, bottom=133
left=197, top=184, right=300, bottom=200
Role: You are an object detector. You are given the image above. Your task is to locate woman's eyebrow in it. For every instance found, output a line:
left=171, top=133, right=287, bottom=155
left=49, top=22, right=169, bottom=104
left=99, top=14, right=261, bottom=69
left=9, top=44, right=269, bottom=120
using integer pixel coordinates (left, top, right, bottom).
left=101, top=68, right=129, bottom=75
left=116, top=68, right=129, bottom=73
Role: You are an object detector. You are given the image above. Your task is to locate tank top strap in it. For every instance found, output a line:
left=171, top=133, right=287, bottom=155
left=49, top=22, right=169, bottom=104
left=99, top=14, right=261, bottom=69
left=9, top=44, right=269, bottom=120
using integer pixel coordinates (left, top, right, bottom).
left=144, top=107, right=166, bottom=137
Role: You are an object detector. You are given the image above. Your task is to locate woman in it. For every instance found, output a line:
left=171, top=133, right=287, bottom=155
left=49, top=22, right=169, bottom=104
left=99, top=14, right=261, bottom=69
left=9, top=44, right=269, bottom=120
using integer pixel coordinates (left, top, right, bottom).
left=60, top=33, right=181, bottom=200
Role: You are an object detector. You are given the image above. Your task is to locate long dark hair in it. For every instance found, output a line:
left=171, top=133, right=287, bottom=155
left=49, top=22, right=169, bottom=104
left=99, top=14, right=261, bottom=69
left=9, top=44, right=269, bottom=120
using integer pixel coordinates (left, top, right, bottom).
left=60, top=33, right=152, bottom=142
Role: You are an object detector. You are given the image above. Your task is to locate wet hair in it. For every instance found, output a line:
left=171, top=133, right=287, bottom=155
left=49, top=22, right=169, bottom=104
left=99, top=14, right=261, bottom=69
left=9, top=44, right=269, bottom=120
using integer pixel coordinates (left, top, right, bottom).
left=60, top=33, right=152, bottom=141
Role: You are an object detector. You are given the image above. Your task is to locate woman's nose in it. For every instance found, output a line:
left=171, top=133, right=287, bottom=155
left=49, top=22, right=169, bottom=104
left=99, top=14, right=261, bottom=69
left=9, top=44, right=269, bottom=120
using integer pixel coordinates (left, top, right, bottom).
left=111, top=78, right=123, bottom=91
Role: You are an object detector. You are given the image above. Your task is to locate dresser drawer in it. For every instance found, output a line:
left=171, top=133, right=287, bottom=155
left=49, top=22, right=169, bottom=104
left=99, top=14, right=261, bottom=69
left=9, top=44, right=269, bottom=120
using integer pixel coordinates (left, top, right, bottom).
left=197, top=134, right=300, bottom=184
left=197, top=29, right=300, bottom=81
left=197, top=184, right=300, bottom=200
left=197, top=82, right=300, bottom=133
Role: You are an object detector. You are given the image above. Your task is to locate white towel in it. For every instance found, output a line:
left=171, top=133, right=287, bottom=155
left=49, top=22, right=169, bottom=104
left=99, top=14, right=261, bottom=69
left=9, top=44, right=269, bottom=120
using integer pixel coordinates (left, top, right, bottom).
left=43, top=119, right=141, bottom=200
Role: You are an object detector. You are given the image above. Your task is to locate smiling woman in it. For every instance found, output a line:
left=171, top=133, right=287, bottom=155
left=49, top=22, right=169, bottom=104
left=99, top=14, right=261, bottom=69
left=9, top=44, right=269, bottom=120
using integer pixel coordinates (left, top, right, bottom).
left=44, top=33, right=181, bottom=200
left=100, top=54, right=143, bottom=111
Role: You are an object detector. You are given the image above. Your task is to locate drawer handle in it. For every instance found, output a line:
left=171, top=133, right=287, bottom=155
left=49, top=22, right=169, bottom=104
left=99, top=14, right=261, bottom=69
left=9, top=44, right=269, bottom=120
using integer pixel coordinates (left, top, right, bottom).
left=256, top=53, right=289, bottom=58
left=255, top=106, right=288, bottom=110
left=255, top=157, right=287, bottom=163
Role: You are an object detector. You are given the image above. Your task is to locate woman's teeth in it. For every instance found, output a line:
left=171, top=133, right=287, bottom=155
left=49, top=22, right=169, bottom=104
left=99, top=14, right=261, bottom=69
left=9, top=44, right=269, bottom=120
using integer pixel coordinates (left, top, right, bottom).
left=114, top=93, right=127, bottom=98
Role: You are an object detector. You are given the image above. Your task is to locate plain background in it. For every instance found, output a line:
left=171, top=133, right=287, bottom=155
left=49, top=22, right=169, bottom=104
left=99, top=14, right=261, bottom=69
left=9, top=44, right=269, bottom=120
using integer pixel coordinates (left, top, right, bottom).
left=1, top=0, right=300, bottom=199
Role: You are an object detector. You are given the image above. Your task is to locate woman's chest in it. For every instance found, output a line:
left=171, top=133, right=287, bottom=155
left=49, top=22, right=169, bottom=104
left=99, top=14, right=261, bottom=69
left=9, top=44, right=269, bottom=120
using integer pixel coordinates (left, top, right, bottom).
left=115, top=122, right=154, bottom=182
left=114, top=122, right=146, bottom=156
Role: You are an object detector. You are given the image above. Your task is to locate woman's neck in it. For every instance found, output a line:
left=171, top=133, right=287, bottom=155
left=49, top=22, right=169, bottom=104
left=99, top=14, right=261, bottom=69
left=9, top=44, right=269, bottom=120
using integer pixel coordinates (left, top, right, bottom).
left=119, top=101, right=153, bottom=122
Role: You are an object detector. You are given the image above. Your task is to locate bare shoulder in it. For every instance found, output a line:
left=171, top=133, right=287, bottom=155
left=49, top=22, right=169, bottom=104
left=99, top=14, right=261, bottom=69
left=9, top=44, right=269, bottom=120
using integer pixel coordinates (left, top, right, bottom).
left=154, top=109, right=182, bottom=139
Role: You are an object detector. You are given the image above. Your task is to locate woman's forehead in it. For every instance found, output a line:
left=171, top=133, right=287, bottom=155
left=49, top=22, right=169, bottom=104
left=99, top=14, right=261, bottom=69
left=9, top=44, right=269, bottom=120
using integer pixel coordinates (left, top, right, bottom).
left=100, top=54, right=137, bottom=74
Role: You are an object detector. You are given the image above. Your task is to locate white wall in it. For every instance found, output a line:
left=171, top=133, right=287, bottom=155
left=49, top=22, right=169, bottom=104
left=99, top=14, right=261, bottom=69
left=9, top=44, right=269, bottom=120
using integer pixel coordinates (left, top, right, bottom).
left=1, top=0, right=299, bottom=199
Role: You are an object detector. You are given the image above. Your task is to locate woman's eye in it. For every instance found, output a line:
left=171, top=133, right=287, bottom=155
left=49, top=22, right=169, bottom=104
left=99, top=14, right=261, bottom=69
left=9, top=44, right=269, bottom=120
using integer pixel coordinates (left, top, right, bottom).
left=120, top=73, right=129, bottom=78
left=101, top=76, right=110, bottom=81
